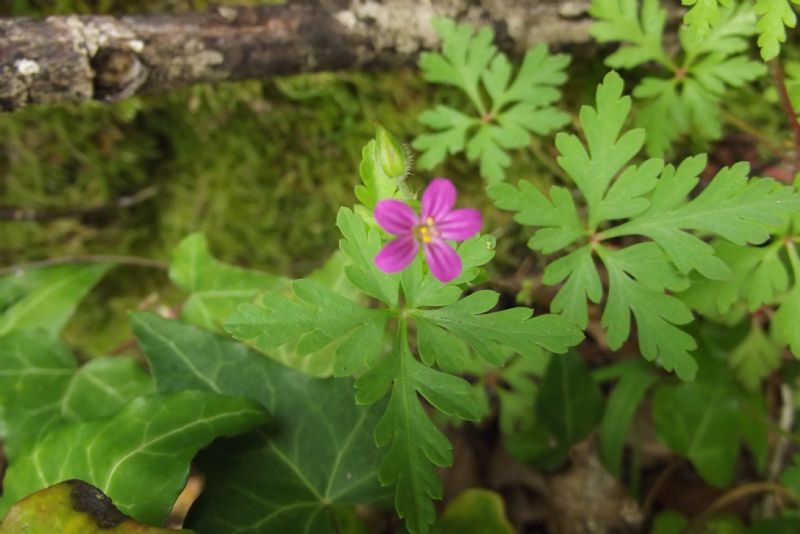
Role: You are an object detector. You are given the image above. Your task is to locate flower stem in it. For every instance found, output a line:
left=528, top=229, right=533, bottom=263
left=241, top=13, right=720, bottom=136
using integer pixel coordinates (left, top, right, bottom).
left=769, top=59, right=800, bottom=174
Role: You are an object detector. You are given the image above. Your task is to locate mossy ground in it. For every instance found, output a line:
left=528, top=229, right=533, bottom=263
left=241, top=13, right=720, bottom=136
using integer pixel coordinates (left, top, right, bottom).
left=1, top=1, right=568, bottom=355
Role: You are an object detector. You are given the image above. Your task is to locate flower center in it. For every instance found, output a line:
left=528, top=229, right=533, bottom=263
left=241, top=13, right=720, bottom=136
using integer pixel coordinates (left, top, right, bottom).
left=415, top=217, right=439, bottom=244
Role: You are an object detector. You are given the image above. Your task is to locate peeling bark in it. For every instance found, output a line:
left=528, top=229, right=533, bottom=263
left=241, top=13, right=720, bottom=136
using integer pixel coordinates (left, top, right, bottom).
left=0, top=0, right=593, bottom=111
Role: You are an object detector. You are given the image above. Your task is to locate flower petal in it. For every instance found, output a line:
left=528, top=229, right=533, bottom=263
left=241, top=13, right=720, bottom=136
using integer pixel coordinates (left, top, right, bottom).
left=375, top=235, right=419, bottom=273
left=374, top=200, right=418, bottom=235
left=421, top=178, right=456, bottom=221
left=424, top=240, right=462, bottom=283
left=437, top=208, right=482, bottom=241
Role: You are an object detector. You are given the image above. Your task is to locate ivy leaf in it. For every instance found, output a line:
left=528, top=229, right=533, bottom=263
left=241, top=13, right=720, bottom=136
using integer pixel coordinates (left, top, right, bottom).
left=0, top=481, right=190, bottom=534
left=0, top=331, right=153, bottom=461
left=536, top=351, right=604, bottom=451
left=755, top=0, right=798, bottom=61
left=169, top=233, right=283, bottom=332
left=598, top=360, right=660, bottom=477
left=433, top=489, right=515, bottom=534
left=130, top=312, right=389, bottom=534
left=653, top=381, right=740, bottom=487
left=590, top=0, right=668, bottom=68
left=0, top=264, right=110, bottom=336
left=416, top=290, right=584, bottom=366
left=363, top=325, right=481, bottom=534
left=415, top=18, right=569, bottom=182
left=0, top=390, right=267, bottom=525
left=597, top=243, right=697, bottom=379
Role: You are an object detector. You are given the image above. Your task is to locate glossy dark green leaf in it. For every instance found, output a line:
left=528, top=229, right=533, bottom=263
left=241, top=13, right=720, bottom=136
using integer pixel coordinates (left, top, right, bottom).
left=0, top=264, right=110, bottom=336
left=0, top=331, right=153, bottom=460
left=130, top=312, right=390, bottom=534
left=599, top=360, right=660, bottom=476
left=169, top=233, right=283, bottom=332
left=0, top=481, right=191, bottom=534
left=0, top=391, right=266, bottom=525
left=536, top=351, right=604, bottom=448
left=432, top=488, right=514, bottom=534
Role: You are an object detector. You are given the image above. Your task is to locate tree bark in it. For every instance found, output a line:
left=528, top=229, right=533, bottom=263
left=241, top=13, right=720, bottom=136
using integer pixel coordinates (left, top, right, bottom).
left=0, top=0, right=592, bottom=111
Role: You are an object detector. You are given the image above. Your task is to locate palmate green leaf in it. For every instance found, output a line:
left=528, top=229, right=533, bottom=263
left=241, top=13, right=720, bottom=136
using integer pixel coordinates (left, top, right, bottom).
left=554, top=71, right=648, bottom=220
left=400, top=234, right=496, bottom=309
left=773, top=244, right=800, bottom=356
left=169, top=233, right=283, bottom=332
left=493, top=71, right=800, bottom=378
left=361, top=325, right=481, bottom=534
left=0, top=481, right=190, bottom=534
left=488, top=181, right=585, bottom=254
left=415, top=18, right=569, bottom=182
left=682, top=0, right=729, bottom=42
left=337, top=207, right=399, bottom=306
left=681, top=240, right=790, bottom=318
left=755, top=0, right=798, bottom=61
left=590, top=0, right=668, bottom=68
left=603, top=158, right=800, bottom=279
left=598, top=359, right=660, bottom=477
left=0, top=263, right=110, bottom=336
left=597, top=243, right=697, bottom=379
left=0, top=331, right=153, bottom=461
left=0, top=390, right=267, bottom=525
left=416, top=291, right=584, bottom=366
left=730, top=322, right=782, bottom=391
left=130, top=313, right=389, bottom=534
left=432, top=489, right=515, bottom=534
left=227, top=278, right=389, bottom=377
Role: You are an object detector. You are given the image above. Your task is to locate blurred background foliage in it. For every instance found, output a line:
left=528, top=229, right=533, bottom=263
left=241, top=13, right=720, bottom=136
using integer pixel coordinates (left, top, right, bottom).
left=0, top=0, right=556, bottom=355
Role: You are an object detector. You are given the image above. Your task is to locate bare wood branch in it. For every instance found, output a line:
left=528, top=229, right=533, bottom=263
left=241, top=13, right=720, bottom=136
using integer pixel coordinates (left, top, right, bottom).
left=0, top=0, right=592, bottom=111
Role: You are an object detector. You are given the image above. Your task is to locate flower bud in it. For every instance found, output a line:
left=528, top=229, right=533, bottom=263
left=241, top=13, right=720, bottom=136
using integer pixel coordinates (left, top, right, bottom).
left=375, top=125, right=408, bottom=179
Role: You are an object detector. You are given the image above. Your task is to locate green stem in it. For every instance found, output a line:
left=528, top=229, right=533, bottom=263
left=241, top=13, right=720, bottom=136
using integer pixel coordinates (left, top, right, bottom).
left=787, top=241, right=800, bottom=278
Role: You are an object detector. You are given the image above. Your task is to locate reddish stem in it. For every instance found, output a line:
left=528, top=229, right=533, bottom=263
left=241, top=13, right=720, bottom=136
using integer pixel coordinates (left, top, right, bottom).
left=769, top=59, right=800, bottom=174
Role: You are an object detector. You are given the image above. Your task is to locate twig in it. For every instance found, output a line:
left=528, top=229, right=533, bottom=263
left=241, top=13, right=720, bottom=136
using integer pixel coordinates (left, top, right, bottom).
left=762, top=384, right=795, bottom=516
left=721, top=110, right=786, bottom=156
left=642, top=457, right=683, bottom=519
left=769, top=59, right=800, bottom=174
left=0, top=185, right=158, bottom=222
left=0, top=255, right=168, bottom=276
left=691, top=482, right=800, bottom=529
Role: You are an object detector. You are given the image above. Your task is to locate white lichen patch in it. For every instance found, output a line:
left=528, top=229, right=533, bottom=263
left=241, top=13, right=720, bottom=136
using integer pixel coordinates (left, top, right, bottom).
left=165, top=39, right=225, bottom=80
left=336, top=0, right=450, bottom=55
left=14, top=59, right=40, bottom=76
left=62, top=16, right=138, bottom=58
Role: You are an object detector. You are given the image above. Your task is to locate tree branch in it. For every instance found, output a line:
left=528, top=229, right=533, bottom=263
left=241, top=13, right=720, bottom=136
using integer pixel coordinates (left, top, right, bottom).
left=0, top=0, right=592, bottom=111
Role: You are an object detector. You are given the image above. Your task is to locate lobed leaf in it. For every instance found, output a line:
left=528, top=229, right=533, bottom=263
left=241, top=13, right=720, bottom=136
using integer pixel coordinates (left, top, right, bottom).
left=0, top=264, right=110, bottom=337
left=0, top=331, right=153, bottom=461
left=169, top=233, right=283, bottom=332
left=0, top=391, right=267, bottom=525
left=131, top=312, right=389, bottom=534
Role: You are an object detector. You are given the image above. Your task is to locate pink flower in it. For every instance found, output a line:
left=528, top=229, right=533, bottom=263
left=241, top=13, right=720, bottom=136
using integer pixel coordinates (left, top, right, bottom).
left=374, top=178, right=482, bottom=283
